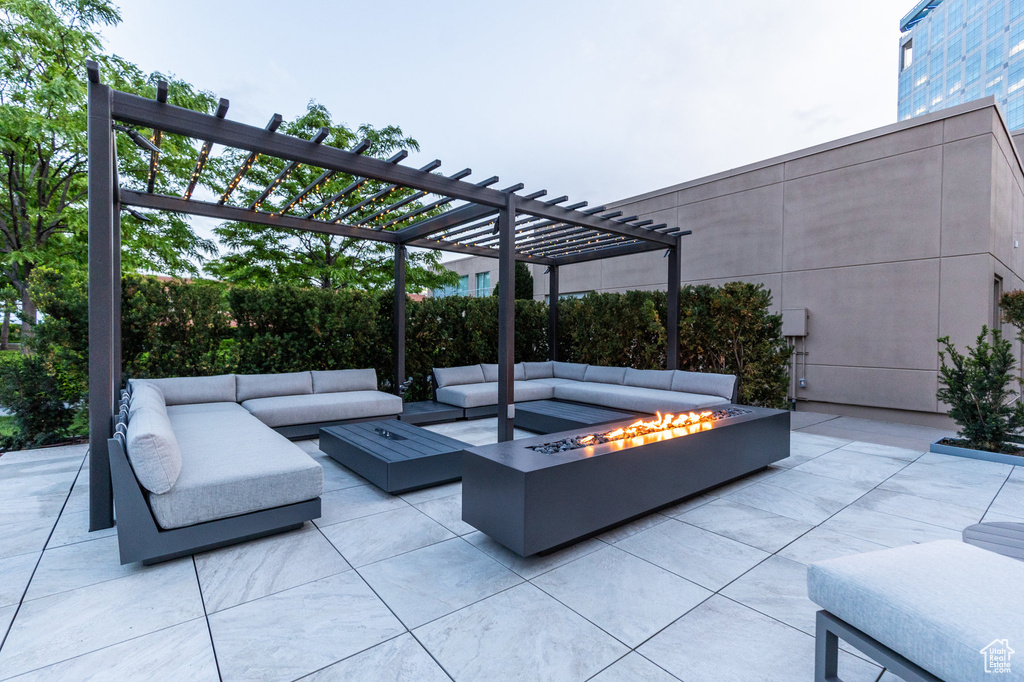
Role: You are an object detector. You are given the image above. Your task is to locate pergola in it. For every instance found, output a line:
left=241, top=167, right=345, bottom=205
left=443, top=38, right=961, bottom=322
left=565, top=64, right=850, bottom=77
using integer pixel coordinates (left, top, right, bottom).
left=86, top=62, right=691, bottom=530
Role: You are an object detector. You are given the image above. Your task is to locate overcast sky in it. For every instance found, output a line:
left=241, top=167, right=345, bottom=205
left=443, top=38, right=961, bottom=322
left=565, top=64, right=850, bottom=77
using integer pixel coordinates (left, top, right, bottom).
left=101, top=0, right=906, bottom=260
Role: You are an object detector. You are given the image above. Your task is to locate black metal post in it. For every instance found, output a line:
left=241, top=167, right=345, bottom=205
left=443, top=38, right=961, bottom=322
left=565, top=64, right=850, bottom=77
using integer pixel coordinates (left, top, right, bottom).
left=393, top=244, right=406, bottom=396
left=497, top=193, right=516, bottom=442
left=666, top=238, right=682, bottom=371
left=87, top=62, right=115, bottom=530
left=548, top=265, right=559, bottom=361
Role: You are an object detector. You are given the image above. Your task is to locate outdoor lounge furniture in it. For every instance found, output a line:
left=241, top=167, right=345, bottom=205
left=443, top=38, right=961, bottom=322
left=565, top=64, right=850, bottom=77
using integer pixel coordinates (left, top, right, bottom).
left=963, top=521, right=1024, bottom=560
left=808, top=540, right=1024, bottom=682
left=319, top=420, right=468, bottom=493
left=109, top=379, right=326, bottom=565
left=514, top=399, right=649, bottom=434
left=433, top=361, right=737, bottom=418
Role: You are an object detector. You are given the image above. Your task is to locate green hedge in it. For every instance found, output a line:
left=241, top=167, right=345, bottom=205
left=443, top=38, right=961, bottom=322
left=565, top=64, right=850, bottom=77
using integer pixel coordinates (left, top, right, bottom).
left=1, top=275, right=789, bottom=449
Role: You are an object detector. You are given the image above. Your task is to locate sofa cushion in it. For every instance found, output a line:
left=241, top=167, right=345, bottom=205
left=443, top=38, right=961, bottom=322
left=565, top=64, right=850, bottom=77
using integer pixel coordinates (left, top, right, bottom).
left=434, top=364, right=485, bottom=388
left=480, top=363, right=527, bottom=382
left=671, top=371, right=736, bottom=401
left=553, top=382, right=728, bottom=414
left=808, top=540, right=1024, bottom=682
left=552, top=362, right=588, bottom=381
left=311, top=369, right=378, bottom=394
left=152, top=408, right=323, bottom=529
left=624, top=368, right=675, bottom=391
left=435, top=381, right=555, bottom=408
left=584, top=365, right=627, bottom=385
left=166, top=402, right=250, bottom=417
left=126, top=406, right=182, bottom=495
left=135, top=374, right=237, bottom=406
left=128, top=381, right=167, bottom=420
left=236, top=372, right=313, bottom=402
left=522, top=361, right=554, bottom=380
left=528, top=377, right=582, bottom=388
left=241, top=391, right=403, bottom=428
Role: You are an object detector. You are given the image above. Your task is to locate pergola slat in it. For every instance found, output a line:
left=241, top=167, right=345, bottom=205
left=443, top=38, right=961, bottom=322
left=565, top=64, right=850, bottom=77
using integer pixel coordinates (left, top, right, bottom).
left=183, top=98, right=229, bottom=200
left=334, top=160, right=442, bottom=223
left=219, top=113, right=283, bottom=205
left=145, top=80, right=168, bottom=194
left=250, top=126, right=330, bottom=210
left=357, top=168, right=472, bottom=227
left=303, top=149, right=406, bottom=220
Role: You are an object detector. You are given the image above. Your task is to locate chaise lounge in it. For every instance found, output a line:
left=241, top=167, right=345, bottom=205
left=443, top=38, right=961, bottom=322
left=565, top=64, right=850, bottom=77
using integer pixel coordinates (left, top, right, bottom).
left=433, top=361, right=737, bottom=418
left=110, top=369, right=402, bottom=565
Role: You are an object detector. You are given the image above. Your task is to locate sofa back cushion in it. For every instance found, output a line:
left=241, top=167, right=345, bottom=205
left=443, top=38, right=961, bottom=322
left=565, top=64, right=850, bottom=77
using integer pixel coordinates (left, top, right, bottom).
left=128, top=381, right=167, bottom=419
left=671, top=370, right=736, bottom=401
left=522, top=361, right=554, bottom=379
left=480, top=363, right=526, bottom=382
left=126, top=406, right=182, bottom=494
left=584, top=365, right=627, bottom=385
left=236, top=372, right=313, bottom=402
left=311, top=369, right=378, bottom=394
left=434, top=364, right=485, bottom=388
left=624, top=368, right=675, bottom=391
left=137, top=375, right=237, bottom=406
left=552, top=362, right=588, bottom=381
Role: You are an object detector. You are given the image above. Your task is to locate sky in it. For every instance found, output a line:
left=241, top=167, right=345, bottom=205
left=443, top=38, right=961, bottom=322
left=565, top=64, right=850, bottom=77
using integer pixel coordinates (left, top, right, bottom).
left=100, top=0, right=908, bottom=261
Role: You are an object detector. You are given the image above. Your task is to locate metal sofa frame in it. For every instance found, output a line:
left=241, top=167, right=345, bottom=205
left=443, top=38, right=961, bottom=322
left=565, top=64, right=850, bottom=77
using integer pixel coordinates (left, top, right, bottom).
left=815, top=610, right=941, bottom=682
left=109, top=392, right=321, bottom=565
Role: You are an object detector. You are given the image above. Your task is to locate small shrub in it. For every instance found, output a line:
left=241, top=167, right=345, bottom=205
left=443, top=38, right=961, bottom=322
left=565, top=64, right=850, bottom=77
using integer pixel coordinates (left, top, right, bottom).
left=0, top=353, right=79, bottom=450
left=936, top=327, right=1024, bottom=453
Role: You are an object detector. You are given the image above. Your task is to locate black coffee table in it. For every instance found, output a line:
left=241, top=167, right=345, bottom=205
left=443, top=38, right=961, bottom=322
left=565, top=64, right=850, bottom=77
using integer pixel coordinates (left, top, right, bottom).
left=320, top=420, right=468, bottom=493
left=515, top=400, right=651, bottom=434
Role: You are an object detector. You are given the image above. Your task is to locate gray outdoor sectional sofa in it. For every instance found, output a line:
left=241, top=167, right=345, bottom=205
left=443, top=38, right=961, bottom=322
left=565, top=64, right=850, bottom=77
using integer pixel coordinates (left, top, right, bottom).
left=433, top=361, right=737, bottom=418
left=109, top=369, right=402, bottom=564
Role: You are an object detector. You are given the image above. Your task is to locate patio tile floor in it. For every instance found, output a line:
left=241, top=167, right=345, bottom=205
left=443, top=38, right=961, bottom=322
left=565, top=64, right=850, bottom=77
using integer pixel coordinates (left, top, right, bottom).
left=0, top=412, right=1018, bottom=681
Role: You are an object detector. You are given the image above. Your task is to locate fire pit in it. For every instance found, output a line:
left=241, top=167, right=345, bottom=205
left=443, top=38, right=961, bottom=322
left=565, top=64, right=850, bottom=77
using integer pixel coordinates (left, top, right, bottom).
left=462, top=403, right=790, bottom=557
left=529, top=407, right=753, bottom=454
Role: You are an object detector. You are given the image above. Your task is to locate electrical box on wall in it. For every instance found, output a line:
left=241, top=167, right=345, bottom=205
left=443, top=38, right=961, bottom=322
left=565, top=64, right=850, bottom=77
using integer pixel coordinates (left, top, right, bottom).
left=782, top=308, right=808, bottom=337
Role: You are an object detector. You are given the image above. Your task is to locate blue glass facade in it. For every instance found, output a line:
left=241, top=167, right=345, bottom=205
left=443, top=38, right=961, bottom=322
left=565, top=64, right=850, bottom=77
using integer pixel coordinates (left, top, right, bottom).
left=898, top=0, right=1024, bottom=129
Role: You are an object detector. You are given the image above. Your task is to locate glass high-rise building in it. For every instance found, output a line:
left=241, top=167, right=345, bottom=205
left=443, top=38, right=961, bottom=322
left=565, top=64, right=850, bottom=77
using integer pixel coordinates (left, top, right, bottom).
left=898, top=0, right=1024, bottom=129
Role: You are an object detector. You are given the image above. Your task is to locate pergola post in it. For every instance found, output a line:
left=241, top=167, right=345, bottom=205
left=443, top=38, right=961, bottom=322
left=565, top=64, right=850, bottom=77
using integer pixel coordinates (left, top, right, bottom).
left=393, top=244, right=406, bottom=396
left=497, top=193, right=516, bottom=442
left=87, top=63, right=116, bottom=531
left=548, top=265, right=559, bottom=361
left=666, top=238, right=682, bottom=371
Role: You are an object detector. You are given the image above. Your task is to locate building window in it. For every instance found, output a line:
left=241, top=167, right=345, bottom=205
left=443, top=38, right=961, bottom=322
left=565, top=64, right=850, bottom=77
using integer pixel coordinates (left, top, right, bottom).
left=1012, top=23, right=1024, bottom=56
left=968, top=0, right=984, bottom=18
left=994, top=276, right=1004, bottom=330
left=930, top=78, right=945, bottom=105
left=967, top=17, right=984, bottom=52
left=948, top=33, right=964, bottom=62
left=1007, top=93, right=1024, bottom=127
left=1010, top=61, right=1024, bottom=92
left=902, top=40, right=914, bottom=72
left=966, top=52, right=983, bottom=83
left=932, top=14, right=948, bottom=46
left=988, top=37, right=1006, bottom=72
left=474, top=271, right=491, bottom=297
left=948, top=0, right=964, bottom=23
left=930, top=50, right=945, bottom=79
left=988, top=1, right=1007, bottom=38
left=1013, top=0, right=1024, bottom=21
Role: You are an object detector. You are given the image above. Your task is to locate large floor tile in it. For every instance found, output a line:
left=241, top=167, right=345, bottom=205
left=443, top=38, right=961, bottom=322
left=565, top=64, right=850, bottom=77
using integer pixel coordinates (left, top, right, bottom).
left=915, top=452, right=1016, bottom=477
left=316, top=484, right=408, bottom=527
left=589, top=653, right=679, bottom=682
left=639, top=596, right=881, bottom=682
left=0, top=445, right=87, bottom=468
left=423, top=418, right=534, bottom=445
left=359, top=538, right=522, bottom=628
left=596, top=513, right=670, bottom=544
left=0, top=552, right=38, bottom=608
left=0, top=516, right=54, bottom=561
left=397, top=481, right=461, bottom=505
left=300, top=633, right=449, bottom=681
left=0, top=558, right=203, bottom=678
left=788, top=432, right=852, bottom=450
left=25, top=535, right=141, bottom=601
left=0, top=491, right=66, bottom=528
left=720, top=555, right=819, bottom=634
left=674, top=499, right=813, bottom=552
left=319, top=506, right=454, bottom=568
left=616, top=519, right=769, bottom=591
left=6, top=617, right=219, bottom=682
left=415, top=582, right=627, bottom=682
left=208, top=571, right=405, bottom=682
left=791, top=449, right=909, bottom=488
left=838, top=441, right=924, bottom=462
left=777, top=526, right=889, bottom=565
left=413, top=492, right=476, bottom=535
left=763, top=468, right=874, bottom=506
left=45, top=509, right=116, bottom=549
left=724, top=481, right=848, bottom=526
left=319, top=458, right=371, bottom=494
left=850, top=488, right=983, bottom=531
left=0, top=603, right=15, bottom=638
left=987, top=476, right=1024, bottom=521
left=533, top=545, right=710, bottom=648
left=879, top=462, right=1006, bottom=509
left=195, top=524, right=350, bottom=613
left=465, top=531, right=604, bottom=580
left=819, top=506, right=961, bottom=548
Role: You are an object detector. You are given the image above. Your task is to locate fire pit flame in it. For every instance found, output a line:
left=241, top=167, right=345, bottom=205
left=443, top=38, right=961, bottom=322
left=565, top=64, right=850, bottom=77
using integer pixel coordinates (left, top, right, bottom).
left=528, top=407, right=754, bottom=454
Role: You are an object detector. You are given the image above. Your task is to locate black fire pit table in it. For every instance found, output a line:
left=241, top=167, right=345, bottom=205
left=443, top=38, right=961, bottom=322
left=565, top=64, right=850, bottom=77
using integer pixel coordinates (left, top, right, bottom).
left=462, top=405, right=790, bottom=556
left=514, top=399, right=652, bottom=435
left=320, top=420, right=468, bottom=494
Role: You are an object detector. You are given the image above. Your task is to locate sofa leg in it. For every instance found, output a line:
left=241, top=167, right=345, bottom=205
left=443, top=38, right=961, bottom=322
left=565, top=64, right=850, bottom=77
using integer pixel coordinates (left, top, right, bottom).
left=816, top=611, right=841, bottom=682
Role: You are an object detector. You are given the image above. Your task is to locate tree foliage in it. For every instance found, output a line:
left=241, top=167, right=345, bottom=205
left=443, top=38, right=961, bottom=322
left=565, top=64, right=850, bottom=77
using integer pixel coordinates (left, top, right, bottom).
left=205, top=103, right=457, bottom=293
left=937, top=327, right=1024, bottom=453
left=491, top=262, right=535, bottom=300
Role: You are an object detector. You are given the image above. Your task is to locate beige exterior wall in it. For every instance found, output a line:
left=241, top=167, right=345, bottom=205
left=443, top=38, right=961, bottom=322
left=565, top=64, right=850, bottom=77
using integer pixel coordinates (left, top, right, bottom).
left=441, top=100, right=1024, bottom=426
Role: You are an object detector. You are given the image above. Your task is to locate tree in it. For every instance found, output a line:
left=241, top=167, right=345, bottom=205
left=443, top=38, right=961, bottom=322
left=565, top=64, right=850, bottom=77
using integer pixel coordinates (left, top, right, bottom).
left=0, top=0, right=219, bottom=344
left=491, top=262, right=535, bottom=300
left=0, top=282, right=18, bottom=349
left=205, top=103, right=457, bottom=293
